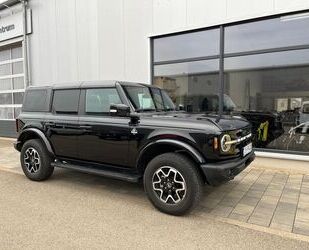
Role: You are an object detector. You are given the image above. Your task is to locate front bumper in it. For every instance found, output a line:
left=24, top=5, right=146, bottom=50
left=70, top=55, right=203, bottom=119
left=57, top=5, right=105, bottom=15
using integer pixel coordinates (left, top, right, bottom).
left=201, top=151, right=255, bottom=186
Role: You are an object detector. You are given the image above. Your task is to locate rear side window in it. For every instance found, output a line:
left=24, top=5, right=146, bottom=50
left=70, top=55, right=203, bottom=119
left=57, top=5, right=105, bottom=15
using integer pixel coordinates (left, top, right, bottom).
left=23, top=89, right=49, bottom=112
left=52, top=89, right=80, bottom=114
left=85, top=88, right=122, bottom=114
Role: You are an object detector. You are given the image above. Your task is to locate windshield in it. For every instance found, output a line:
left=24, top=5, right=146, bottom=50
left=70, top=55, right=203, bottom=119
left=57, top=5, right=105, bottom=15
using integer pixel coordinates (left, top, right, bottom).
left=124, top=86, right=175, bottom=112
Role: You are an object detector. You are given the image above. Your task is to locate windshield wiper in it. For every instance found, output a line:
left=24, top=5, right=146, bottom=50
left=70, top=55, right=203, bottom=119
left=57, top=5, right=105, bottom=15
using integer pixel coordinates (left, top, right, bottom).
left=135, top=108, right=157, bottom=112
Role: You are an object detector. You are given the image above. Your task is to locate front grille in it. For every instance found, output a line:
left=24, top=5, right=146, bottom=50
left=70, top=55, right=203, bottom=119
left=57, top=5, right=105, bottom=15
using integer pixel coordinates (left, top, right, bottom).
left=229, top=126, right=252, bottom=156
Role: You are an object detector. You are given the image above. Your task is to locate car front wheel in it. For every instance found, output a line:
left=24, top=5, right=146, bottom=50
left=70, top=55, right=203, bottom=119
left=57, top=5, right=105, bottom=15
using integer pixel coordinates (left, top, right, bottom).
left=144, top=152, right=203, bottom=215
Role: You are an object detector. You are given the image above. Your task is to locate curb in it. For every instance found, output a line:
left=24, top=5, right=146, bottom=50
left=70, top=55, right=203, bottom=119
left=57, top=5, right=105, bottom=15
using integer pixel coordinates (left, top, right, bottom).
left=213, top=216, right=309, bottom=243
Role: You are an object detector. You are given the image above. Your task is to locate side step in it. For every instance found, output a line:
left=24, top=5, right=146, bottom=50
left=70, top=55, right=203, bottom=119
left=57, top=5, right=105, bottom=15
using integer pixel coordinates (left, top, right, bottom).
left=51, top=161, right=141, bottom=183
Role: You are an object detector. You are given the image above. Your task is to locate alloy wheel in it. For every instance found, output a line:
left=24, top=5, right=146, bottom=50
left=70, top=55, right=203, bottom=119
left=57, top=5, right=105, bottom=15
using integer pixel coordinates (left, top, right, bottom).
left=24, top=147, right=41, bottom=173
left=152, top=166, right=187, bottom=204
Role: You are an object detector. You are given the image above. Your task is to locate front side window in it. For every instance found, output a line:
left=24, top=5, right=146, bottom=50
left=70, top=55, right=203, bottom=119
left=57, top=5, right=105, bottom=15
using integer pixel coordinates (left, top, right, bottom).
left=124, top=86, right=175, bottom=112
left=125, top=86, right=156, bottom=111
left=151, top=88, right=164, bottom=110
left=85, top=88, right=122, bottom=114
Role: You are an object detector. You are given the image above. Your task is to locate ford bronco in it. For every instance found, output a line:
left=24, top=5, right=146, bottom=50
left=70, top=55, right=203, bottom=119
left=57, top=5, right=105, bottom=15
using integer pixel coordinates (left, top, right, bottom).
left=14, top=81, right=255, bottom=215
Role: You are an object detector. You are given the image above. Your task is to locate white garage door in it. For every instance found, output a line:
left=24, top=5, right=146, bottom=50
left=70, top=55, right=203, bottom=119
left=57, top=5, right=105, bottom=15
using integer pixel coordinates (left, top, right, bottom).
left=0, top=43, right=24, bottom=120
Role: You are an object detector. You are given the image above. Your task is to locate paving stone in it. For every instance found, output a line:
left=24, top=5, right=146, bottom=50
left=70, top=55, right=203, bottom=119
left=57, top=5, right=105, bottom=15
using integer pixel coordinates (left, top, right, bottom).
left=229, top=203, right=255, bottom=222
left=275, top=201, right=297, bottom=214
left=248, top=173, right=288, bottom=227
left=302, top=175, right=309, bottom=182
left=293, top=218, right=309, bottom=236
left=212, top=170, right=263, bottom=218
left=211, top=205, right=234, bottom=217
left=201, top=198, right=221, bottom=210
left=301, top=186, right=309, bottom=195
left=231, top=203, right=254, bottom=215
left=270, top=221, right=292, bottom=232
left=246, top=189, right=264, bottom=198
left=229, top=212, right=248, bottom=222
left=248, top=213, right=271, bottom=227
left=296, top=207, right=309, bottom=220
left=299, top=193, right=309, bottom=203
left=239, top=196, right=260, bottom=207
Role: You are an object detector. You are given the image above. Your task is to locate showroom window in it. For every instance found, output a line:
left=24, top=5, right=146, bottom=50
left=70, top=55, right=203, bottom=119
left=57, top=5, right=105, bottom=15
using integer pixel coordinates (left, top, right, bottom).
left=0, top=43, right=25, bottom=120
left=152, top=11, right=309, bottom=154
left=153, top=28, right=220, bottom=113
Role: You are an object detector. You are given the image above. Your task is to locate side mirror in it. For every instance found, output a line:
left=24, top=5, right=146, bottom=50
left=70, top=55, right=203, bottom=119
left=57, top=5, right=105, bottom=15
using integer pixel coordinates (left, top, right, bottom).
left=110, top=104, right=130, bottom=117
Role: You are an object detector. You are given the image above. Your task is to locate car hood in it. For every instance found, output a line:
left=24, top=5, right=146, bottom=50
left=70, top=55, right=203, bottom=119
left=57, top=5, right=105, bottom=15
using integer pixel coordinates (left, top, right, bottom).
left=140, top=112, right=250, bottom=132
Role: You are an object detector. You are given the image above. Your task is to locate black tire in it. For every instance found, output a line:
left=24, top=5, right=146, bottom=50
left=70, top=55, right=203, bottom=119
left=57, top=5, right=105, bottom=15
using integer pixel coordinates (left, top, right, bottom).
left=20, top=139, right=54, bottom=181
left=144, top=152, right=203, bottom=216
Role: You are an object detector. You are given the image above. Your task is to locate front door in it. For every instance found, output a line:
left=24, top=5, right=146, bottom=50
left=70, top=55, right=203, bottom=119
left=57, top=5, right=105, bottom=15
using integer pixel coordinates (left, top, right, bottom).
left=77, top=88, right=130, bottom=166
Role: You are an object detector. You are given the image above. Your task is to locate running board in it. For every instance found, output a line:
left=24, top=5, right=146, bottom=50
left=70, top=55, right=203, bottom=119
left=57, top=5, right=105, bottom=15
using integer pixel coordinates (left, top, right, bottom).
left=51, top=161, right=141, bottom=183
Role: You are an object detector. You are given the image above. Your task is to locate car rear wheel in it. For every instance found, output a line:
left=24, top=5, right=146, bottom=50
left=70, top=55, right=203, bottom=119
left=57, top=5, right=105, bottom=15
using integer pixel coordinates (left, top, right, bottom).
left=20, top=139, right=54, bottom=181
left=144, top=152, right=203, bottom=215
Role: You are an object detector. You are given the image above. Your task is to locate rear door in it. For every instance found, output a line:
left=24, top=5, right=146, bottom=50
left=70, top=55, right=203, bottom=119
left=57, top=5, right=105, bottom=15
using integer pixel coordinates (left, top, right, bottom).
left=77, top=87, right=130, bottom=166
left=44, top=88, right=81, bottom=159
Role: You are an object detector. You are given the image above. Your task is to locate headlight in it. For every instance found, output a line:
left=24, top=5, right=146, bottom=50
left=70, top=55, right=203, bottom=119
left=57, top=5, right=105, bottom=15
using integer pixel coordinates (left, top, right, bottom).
left=221, top=134, right=232, bottom=152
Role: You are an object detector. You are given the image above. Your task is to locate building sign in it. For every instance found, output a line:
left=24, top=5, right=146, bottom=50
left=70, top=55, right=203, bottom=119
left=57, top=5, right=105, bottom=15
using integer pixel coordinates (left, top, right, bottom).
left=0, top=10, right=32, bottom=42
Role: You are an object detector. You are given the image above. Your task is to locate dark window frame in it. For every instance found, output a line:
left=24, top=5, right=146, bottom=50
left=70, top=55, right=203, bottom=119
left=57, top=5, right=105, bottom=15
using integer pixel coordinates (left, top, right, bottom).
left=151, top=9, right=309, bottom=156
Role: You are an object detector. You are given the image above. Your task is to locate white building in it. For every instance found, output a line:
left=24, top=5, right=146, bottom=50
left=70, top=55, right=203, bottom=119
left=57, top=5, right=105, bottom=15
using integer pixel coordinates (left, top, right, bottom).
left=1, top=0, right=309, bottom=159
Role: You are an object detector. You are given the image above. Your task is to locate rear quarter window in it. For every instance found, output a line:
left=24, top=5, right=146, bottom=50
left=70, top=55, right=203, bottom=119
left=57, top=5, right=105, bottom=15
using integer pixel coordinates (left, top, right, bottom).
left=22, top=89, right=49, bottom=112
left=52, top=89, right=80, bottom=114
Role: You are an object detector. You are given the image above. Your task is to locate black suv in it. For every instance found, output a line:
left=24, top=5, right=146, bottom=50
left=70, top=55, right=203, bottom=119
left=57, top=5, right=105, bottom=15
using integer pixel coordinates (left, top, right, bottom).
left=14, top=81, right=255, bottom=215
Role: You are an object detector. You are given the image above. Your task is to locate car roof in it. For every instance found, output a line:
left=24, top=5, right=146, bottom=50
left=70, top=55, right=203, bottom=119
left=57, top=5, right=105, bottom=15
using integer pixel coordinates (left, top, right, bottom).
left=26, top=80, right=157, bottom=90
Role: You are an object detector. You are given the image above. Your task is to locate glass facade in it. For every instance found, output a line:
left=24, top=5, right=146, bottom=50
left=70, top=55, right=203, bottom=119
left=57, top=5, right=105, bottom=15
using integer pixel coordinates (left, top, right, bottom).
left=0, top=43, right=25, bottom=120
left=153, top=11, right=309, bottom=154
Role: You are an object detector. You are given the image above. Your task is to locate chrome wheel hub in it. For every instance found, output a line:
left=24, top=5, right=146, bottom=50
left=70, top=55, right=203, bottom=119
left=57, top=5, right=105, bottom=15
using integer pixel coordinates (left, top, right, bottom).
left=24, top=147, right=41, bottom=173
left=152, top=166, right=186, bottom=204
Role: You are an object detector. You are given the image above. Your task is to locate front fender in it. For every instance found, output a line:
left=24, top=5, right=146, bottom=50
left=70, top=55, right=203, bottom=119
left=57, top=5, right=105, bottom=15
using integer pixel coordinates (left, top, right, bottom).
left=16, top=128, right=54, bottom=156
left=137, top=139, right=205, bottom=168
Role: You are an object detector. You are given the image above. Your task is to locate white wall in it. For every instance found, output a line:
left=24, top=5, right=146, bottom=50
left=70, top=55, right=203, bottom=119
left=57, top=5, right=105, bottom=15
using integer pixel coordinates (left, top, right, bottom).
left=28, top=0, right=309, bottom=85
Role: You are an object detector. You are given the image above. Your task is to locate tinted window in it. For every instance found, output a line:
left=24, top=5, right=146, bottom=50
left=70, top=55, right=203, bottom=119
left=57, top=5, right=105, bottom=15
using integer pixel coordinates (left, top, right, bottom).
left=23, top=89, right=48, bottom=112
left=85, top=88, right=122, bottom=113
left=154, top=59, right=219, bottom=112
left=52, top=89, right=80, bottom=113
left=154, top=29, right=220, bottom=62
left=225, top=13, right=309, bottom=53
